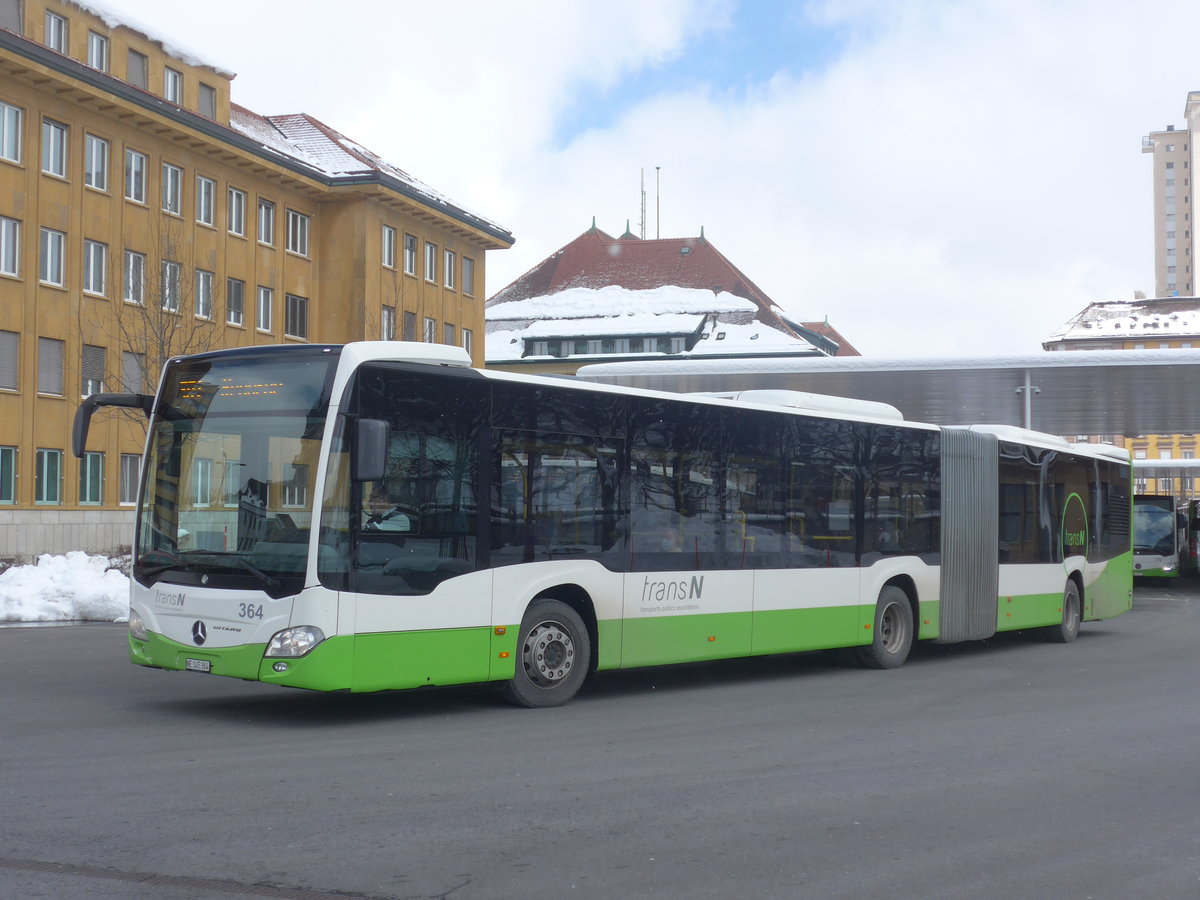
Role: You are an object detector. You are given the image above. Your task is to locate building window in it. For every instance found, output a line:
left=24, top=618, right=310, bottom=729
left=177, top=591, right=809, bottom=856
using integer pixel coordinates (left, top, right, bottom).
left=198, top=83, right=216, bottom=119
left=196, top=175, right=215, bottom=226
left=82, top=239, right=107, bottom=295
left=123, top=250, right=145, bottom=304
left=121, top=350, right=144, bottom=392
left=0, top=446, right=15, bottom=503
left=257, top=198, right=274, bottom=245
left=192, top=457, right=212, bottom=507
left=39, top=227, right=64, bottom=286
left=119, top=454, right=140, bottom=504
left=443, top=322, right=455, bottom=345
left=35, top=449, right=62, bottom=504
left=162, top=163, right=182, bottom=215
left=462, top=328, right=472, bottom=356
left=462, top=257, right=475, bottom=296
left=81, top=344, right=105, bottom=395
left=44, top=11, right=67, bottom=53
left=382, top=225, right=396, bottom=268
left=282, top=464, right=308, bottom=508
left=381, top=305, right=396, bottom=340
left=0, top=101, right=20, bottom=163
left=444, top=249, right=456, bottom=289
left=227, top=187, right=245, bottom=235
left=424, top=242, right=437, bottom=282
left=195, top=269, right=213, bottom=318
left=285, top=209, right=309, bottom=256
left=41, top=119, right=67, bottom=177
left=403, top=233, right=417, bottom=275
left=124, top=149, right=147, bottom=203
left=127, top=49, right=147, bottom=88
left=0, top=330, right=17, bottom=390
left=164, top=67, right=182, bottom=104
left=79, top=452, right=104, bottom=504
left=84, top=134, right=109, bottom=191
left=284, top=294, right=308, bottom=339
left=37, top=337, right=63, bottom=394
left=161, top=260, right=180, bottom=312
left=403, top=311, right=416, bottom=341
left=87, top=31, right=109, bottom=71
left=0, top=216, right=18, bottom=277
left=256, top=286, right=273, bottom=332
left=669, top=337, right=686, bottom=353
left=223, top=460, right=241, bottom=507
left=424, top=316, right=436, bottom=342
left=226, top=277, right=244, bottom=326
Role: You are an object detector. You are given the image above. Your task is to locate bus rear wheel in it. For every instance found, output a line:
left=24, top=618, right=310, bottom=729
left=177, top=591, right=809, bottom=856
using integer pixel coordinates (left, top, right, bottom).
left=503, top=599, right=591, bottom=708
left=1043, top=581, right=1081, bottom=644
left=856, top=585, right=914, bottom=669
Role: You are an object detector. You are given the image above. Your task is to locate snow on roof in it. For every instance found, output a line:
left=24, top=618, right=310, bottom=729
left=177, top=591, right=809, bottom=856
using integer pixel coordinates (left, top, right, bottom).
left=522, top=314, right=707, bottom=339
left=488, top=285, right=760, bottom=321
left=71, top=1, right=235, bottom=76
left=1046, top=297, right=1200, bottom=342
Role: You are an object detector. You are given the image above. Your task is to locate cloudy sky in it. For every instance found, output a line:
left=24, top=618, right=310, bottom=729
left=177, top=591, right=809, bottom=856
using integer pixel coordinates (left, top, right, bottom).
left=99, top=0, right=1200, bottom=356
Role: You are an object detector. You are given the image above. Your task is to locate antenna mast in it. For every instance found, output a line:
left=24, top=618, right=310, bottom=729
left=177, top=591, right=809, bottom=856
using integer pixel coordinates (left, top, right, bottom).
left=639, top=168, right=646, bottom=240
left=655, top=166, right=661, bottom=239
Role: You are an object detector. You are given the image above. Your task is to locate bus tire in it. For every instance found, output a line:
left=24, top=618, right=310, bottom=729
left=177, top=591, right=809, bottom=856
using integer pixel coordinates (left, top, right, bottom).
left=856, top=585, right=913, bottom=669
left=1044, top=580, right=1081, bottom=644
left=503, top=599, right=591, bottom=708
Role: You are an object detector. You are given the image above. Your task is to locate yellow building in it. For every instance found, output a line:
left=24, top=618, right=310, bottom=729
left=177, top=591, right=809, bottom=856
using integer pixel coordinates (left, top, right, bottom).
left=1044, top=297, right=1200, bottom=497
left=0, top=0, right=513, bottom=560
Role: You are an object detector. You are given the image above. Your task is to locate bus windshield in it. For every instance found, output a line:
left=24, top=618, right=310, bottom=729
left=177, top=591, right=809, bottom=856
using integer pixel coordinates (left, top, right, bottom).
left=1133, top=503, right=1177, bottom=555
left=135, top=347, right=339, bottom=594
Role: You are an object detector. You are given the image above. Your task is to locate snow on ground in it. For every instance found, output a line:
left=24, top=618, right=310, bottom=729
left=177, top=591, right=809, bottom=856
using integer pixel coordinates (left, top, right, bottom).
left=0, top=553, right=129, bottom=624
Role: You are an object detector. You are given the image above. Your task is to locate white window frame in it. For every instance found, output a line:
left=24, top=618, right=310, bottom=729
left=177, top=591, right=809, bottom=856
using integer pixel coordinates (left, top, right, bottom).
left=286, top=209, right=309, bottom=256
left=256, top=285, right=273, bottom=332
left=403, top=233, right=417, bottom=275
left=285, top=293, right=308, bottom=339
left=381, top=305, right=396, bottom=340
left=37, top=337, right=64, bottom=395
left=123, top=250, right=145, bottom=304
left=0, top=216, right=19, bottom=277
left=41, top=119, right=67, bottom=177
left=192, top=457, right=212, bottom=508
left=87, top=30, right=109, bottom=72
left=0, top=330, right=17, bottom=391
left=162, top=163, right=182, bottom=215
left=195, top=269, right=214, bottom=319
left=198, top=83, right=216, bottom=119
left=84, top=134, right=109, bottom=191
left=124, top=149, right=147, bottom=203
left=1, top=101, right=22, bottom=164
left=382, top=225, right=396, bottom=269
left=119, top=453, right=140, bottom=505
left=44, top=11, right=67, bottom=53
left=424, top=242, right=437, bottom=283
left=161, top=260, right=181, bottom=312
left=83, top=239, right=107, bottom=296
left=39, top=227, right=64, bottom=286
left=444, top=249, right=456, bottom=289
left=424, top=316, right=436, bottom=342
left=227, top=187, right=246, bottom=235
left=226, top=277, right=244, bottom=326
left=81, top=343, right=105, bottom=396
left=282, top=464, right=308, bottom=508
left=196, top=175, right=215, bottom=226
left=462, top=328, right=473, bottom=356
left=121, top=350, right=145, bottom=393
left=257, top=198, right=275, bottom=245
left=462, top=256, right=475, bottom=296
left=164, top=67, right=183, bottom=104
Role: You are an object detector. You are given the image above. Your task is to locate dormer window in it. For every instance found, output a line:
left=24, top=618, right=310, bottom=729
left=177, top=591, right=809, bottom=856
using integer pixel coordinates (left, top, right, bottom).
left=87, top=31, right=109, bottom=72
left=127, top=50, right=148, bottom=89
left=164, top=68, right=183, bottom=104
left=44, top=12, right=67, bottom=53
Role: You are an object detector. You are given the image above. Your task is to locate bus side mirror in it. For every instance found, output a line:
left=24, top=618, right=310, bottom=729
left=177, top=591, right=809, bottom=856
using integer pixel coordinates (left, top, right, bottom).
left=353, top=418, right=388, bottom=482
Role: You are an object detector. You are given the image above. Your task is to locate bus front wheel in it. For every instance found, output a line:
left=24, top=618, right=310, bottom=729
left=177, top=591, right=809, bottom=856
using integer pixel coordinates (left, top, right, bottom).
left=504, top=599, right=591, bottom=708
left=1043, top=581, right=1081, bottom=644
left=856, top=585, right=914, bottom=669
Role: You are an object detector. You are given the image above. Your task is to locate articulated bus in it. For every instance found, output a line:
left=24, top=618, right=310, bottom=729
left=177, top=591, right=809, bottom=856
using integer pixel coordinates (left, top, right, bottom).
left=1132, top=494, right=1184, bottom=578
left=74, top=342, right=1133, bottom=707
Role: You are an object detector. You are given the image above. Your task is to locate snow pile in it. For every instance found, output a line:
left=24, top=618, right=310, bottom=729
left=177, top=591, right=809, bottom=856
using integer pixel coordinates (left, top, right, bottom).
left=0, top=552, right=129, bottom=624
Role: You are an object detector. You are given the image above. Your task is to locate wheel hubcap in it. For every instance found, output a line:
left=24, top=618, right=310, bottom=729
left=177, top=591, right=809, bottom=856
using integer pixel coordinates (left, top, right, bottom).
left=521, top=621, right=575, bottom=686
left=880, top=603, right=906, bottom=651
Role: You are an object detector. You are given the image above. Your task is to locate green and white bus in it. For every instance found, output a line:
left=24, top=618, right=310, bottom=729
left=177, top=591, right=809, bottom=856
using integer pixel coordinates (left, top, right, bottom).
left=1132, top=493, right=1184, bottom=578
left=74, top=342, right=1133, bottom=707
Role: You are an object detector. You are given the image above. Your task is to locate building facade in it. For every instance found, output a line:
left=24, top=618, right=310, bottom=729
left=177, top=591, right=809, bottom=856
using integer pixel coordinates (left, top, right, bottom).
left=0, top=0, right=512, bottom=560
left=486, top=224, right=857, bottom=375
left=1044, top=297, right=1200, bottom=495
left=1141, top=91, right=1199, bottom=298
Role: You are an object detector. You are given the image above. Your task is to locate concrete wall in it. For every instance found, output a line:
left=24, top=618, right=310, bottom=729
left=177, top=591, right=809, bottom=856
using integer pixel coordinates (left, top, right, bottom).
left=0, top=508, right=134, bottom=563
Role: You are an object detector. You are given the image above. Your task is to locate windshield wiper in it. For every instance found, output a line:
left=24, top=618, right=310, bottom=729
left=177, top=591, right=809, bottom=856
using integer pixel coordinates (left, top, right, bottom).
left=138, top=548, right=197, bottom=577
left=200, top=554, right=283, bottom=593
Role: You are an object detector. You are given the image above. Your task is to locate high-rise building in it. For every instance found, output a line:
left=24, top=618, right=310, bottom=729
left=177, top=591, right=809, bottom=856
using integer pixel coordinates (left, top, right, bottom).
left=1141, top=91, right=1200, bottom=298
left=0, top=0, right=513, bottom=560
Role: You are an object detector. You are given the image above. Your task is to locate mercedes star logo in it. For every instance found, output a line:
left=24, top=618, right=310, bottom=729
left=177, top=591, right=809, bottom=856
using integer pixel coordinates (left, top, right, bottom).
left=192, top=620, right=208, bottom=645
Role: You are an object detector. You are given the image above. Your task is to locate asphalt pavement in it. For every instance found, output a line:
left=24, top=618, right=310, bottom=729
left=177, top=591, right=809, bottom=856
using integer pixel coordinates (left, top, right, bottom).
left=2, top=579, right=1199, bottom=899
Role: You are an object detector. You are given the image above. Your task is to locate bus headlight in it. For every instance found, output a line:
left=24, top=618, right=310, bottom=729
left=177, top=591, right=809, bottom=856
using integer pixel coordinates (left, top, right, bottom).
left=265, top=626, right=326, bottom=658
left=129, top=606, right=148, bottom=641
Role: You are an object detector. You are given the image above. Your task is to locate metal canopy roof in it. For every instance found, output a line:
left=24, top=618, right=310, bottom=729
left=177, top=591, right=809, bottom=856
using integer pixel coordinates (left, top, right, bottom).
left=575, top=349, right=1200, bottom=436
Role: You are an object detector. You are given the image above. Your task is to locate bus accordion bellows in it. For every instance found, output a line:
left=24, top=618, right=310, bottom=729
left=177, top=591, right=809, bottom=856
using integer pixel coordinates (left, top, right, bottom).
left=73, top=341, right=1134, bottom=707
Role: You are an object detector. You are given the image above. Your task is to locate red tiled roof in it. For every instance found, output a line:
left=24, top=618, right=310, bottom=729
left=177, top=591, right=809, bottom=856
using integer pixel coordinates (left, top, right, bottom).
left=799, top=321, right=862, bottom=356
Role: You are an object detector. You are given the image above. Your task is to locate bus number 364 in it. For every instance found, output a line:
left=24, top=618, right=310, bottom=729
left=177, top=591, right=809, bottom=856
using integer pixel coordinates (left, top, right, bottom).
left=238, top=603, right=264, bottom=620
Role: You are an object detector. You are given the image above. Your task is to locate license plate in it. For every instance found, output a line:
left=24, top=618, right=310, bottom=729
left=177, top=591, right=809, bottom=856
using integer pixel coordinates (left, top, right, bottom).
left=185, top=658, right=212, bottom=673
